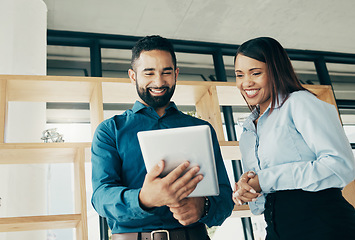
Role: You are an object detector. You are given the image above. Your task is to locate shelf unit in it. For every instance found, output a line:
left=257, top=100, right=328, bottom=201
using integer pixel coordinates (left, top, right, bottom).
left=0, top=75, right=354, bottom=238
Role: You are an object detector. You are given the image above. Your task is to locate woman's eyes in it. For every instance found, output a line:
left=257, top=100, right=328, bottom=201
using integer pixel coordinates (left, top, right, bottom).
left=235, top=73, right=244, bottom=78
left=235, top=72, right=261, bottom=78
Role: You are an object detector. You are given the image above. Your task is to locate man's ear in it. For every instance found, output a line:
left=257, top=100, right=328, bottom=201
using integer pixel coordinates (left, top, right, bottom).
left=128, top=69, right=136, bottom=85
left=175, top=67, right=180, bottom=81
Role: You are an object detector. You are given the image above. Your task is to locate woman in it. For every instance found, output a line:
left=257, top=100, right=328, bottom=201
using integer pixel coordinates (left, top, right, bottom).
left=232, top=37, right=355, bottom=240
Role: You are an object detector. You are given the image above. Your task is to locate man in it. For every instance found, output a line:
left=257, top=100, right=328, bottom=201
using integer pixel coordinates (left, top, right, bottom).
left=91, top=35, right=233, bottom=240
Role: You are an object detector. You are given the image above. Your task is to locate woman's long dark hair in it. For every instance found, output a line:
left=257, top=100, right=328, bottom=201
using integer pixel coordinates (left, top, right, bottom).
left=234, top=37, right=310, bottom=113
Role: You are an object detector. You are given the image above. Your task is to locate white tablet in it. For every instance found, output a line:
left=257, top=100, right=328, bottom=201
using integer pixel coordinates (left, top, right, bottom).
left=137, top=125, right=219, bottom=197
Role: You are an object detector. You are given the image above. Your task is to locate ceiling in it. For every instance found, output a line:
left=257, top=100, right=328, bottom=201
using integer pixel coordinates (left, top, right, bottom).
left=44, top=0, right=355, bottom=54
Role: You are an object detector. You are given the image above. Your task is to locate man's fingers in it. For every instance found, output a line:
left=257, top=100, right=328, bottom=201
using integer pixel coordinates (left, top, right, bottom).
left=146, top=160, right=165, bottom=180
left=168, top=199, right=187, bottom=208
left=170, top=165, right=200, bottom=190
left=169, top=198, right=203, bottom=226
left=164, top=161, right=190, bottom=183
left=175, top=174, right=203, bottom=200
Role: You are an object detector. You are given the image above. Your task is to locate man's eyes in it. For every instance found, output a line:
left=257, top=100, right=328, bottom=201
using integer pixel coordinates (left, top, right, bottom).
left=144, top=72, right=172, bottom=76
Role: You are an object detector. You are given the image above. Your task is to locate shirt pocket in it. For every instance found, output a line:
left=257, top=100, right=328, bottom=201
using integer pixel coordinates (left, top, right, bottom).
left=258, top=125, right=302, bottom=168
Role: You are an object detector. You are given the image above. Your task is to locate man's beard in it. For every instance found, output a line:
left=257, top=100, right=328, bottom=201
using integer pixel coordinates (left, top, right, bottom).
left=136, top=82, right=176, bottom=109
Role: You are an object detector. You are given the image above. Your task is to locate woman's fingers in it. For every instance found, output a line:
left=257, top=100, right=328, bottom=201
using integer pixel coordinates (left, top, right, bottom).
left=233, top=171, right=260, bottom=205
left=237, top=179, right=257, bottom=194
left=232, top=194, right=244, bottom=206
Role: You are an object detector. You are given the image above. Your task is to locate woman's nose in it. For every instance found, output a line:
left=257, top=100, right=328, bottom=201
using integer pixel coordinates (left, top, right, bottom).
left=242, top=78, right=254, bottom=88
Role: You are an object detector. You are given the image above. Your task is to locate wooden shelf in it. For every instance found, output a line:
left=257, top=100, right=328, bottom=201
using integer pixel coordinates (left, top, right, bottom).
left=0, top=75, right=99, bottom=103
left=0, top=214, right=81, bottom=232
left=231, top=205, right=253, bottom=218
left=220, top=141, right=242, bottom=161
left=0, top=142, right=91, bottom=164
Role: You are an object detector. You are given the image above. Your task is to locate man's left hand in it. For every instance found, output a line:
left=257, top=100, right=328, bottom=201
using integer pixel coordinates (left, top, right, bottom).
left=168, top=197, right=204, bottom=226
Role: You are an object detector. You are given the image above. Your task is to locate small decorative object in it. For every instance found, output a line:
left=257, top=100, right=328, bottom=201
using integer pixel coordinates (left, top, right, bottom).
left=47, top=231, right=57, bottom=240
left=186, top=110, right=201, bottom=119
left=41, top=128, right=64, bottom=143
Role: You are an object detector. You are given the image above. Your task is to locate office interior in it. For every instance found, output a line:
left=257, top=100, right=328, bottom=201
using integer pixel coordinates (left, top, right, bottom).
left=1, top=0, right=355, bottom=240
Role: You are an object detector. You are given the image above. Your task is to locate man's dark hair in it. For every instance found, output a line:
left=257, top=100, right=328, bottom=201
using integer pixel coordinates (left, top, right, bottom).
left=131, top=35, right=177, bottom=70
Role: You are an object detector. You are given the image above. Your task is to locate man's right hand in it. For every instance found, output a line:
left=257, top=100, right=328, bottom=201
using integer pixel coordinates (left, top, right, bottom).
left=139, top=160, right=203, bottom=209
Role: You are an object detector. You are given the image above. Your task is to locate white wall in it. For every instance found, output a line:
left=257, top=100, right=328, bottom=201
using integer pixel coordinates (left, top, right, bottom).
left=0, top=0, right=47, bottom=239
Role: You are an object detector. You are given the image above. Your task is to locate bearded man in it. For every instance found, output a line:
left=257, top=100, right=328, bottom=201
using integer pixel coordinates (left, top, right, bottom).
left=91, top=35, right=233, bottom=240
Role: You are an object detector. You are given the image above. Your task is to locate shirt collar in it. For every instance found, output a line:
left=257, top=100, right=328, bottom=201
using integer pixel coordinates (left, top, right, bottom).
left=242, top=93, right=287, bottom=130
left=243, top=108, right=259, bottom=130
left=132, top=100, right=178, bottom=114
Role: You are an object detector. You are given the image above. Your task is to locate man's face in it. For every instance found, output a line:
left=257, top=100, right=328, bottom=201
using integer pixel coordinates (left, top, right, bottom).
left=129, top=50, right=179, bottom=110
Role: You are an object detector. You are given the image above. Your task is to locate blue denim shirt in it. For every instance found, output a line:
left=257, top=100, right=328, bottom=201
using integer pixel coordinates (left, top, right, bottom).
left=91, top=101, right=233, bottom=233
left=240, top=90, right=355, bottom=215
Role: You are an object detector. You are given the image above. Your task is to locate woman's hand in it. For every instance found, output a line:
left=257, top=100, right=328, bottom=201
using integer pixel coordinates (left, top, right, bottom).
left=232, top=171, right=262, bottom=206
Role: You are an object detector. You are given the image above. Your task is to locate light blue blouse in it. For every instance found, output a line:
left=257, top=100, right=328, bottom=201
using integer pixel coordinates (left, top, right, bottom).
left=239, top=90, right=355, bottom=215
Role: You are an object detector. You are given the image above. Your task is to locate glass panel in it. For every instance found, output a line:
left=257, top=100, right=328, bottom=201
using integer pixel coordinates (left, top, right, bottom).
left=326, top=62, right=355, bottom=100
left=291, top=60, right=320, bottom=85
left=221, top=107, right=250, bottom=141
left=85, top=162, right=101, bottom=240
left=0, top=229, right=74, bottom=240
left=343, top=125, right=355, bottom=143
left=0, top=163, right=74, bottom=218
left=223, top=55, right=236, bottom=82
left=176, top=52, right=215, bottom=81
left=101, top=48, right=131, bottom=78
left=47, top=45, right=90, bottom=77
left=251, top=215, right=267, bottom=240
left=209, top=217, right=245, bottom=239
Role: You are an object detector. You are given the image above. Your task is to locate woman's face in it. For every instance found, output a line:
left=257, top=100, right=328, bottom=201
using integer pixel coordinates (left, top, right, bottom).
left=234, top=54, right=271, bottom=113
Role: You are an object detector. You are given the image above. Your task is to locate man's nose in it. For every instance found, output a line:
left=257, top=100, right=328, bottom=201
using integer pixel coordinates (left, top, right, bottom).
left=152, top=74, right=165, bottom=87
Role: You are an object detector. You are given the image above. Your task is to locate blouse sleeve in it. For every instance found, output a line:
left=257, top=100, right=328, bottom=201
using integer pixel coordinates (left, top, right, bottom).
left=258, top=91, right=355, bottom=193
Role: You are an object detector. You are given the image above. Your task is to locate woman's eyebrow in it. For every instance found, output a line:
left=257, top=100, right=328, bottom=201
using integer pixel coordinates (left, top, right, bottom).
left=249, top=67, right=262, bottom=71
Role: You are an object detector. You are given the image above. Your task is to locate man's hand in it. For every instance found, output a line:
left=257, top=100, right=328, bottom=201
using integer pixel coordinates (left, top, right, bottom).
left=232, top=171, right=262, bottom=206
left=168, top=197, right=205, bottom=226
left=139, top=160, right=203, bottom=209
